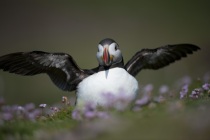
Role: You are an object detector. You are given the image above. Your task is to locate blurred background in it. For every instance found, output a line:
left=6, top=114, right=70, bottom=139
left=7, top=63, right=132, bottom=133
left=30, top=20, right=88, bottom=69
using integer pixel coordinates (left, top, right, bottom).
left=0, top=0, right=209, bottom=105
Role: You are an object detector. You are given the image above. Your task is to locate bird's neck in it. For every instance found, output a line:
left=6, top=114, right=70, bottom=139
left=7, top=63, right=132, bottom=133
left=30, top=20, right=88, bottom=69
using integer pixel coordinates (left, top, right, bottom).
left=98, top=58, right=124, bottom=72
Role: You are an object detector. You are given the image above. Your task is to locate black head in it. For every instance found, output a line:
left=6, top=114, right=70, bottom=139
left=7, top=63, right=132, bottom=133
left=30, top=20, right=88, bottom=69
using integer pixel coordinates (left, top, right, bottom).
left=99, top=38, right=116, bottom=46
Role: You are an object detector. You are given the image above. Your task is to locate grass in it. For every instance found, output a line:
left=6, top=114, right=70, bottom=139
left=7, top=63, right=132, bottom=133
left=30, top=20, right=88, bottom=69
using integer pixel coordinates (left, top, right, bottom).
left=0, top=78, right=210, bottom=140
left=0, top=107, right=78, bottom=140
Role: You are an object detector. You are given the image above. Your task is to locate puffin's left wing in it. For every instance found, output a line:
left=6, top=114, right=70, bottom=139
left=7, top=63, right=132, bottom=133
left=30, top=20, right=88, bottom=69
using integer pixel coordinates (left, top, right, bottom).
left=0, top=51, right=93, bottom=91
left=125, top=44, right=200, bottom=77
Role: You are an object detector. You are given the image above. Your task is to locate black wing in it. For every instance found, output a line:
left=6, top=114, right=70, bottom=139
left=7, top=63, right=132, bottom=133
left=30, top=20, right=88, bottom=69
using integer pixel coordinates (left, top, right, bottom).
left=125, top=44, right=200, bottom=77
left=0, top=51, right=94, bottom=91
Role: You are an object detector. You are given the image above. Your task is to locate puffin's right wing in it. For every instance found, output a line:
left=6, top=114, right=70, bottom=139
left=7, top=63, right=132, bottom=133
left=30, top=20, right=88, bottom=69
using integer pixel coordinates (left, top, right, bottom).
left=0, top=51, right=94, bottom=91
left=125, top=44, right=200, bottom=77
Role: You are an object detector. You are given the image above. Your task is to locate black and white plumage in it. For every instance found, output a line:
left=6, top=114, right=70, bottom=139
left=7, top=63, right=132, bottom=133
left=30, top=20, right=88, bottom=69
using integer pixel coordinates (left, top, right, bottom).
left=0, top=38, right=200, bottom=107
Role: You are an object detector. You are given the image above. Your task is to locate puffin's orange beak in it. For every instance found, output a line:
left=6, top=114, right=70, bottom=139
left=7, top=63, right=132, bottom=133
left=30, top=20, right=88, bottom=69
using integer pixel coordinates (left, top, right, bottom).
left=103, top=47, right=111, bottom=66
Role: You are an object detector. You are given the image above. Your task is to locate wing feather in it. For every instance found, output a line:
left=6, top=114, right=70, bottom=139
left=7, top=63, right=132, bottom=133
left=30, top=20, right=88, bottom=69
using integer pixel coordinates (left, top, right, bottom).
left=125, top=44, right=200, bottom=76
left=0, top=51, right=93, bottom=91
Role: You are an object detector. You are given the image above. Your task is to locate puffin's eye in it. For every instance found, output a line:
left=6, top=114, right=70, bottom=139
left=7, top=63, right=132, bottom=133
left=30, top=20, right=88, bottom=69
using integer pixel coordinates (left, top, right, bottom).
left=115, top=45, right=118, bottom=51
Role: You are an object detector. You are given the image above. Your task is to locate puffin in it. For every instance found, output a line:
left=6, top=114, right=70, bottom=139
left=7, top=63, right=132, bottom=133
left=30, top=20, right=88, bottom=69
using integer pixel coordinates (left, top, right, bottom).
left=0, top=38, right=200, bottom=107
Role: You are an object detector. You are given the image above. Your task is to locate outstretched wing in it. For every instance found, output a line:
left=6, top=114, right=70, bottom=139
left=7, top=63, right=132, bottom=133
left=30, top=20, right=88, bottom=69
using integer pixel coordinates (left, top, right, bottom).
left=0, top=51, right=93, bottom=91
left=125, top=44, right=200, bottom=77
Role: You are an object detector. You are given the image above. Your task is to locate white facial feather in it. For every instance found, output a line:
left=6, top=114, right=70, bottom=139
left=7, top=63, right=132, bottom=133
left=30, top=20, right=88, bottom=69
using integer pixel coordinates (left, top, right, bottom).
left=96, top=44, right=104, bottom=65
left=108, top=43, right=122, bottom=64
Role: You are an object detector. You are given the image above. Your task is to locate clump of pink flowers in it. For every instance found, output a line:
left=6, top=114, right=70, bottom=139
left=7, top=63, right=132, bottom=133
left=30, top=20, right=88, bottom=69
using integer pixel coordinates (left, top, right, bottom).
left=0, top=102, right=41, bottom=122
left=180, top=85, right=189, bottom=99
left=72, top=102, right=109, bottom=121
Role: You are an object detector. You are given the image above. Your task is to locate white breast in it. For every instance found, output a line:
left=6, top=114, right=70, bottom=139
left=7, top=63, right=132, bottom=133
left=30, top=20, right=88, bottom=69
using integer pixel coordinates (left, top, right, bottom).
left=76, top=68, right=139, bottom=108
